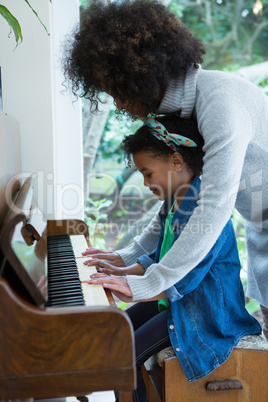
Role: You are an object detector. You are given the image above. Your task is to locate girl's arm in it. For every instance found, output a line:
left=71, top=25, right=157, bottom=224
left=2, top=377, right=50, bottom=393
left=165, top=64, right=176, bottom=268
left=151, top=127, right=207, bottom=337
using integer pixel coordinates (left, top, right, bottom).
left=84, top=259, right=145, bottom=276
left=82, top=248, right=126, bottom=267
left=82, top=210, right=161, bottom=268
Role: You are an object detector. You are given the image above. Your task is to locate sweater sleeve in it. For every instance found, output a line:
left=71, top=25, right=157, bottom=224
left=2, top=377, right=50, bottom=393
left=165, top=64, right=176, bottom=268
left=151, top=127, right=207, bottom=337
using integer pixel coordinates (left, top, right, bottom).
left=127, top=89, right=253, bottom=300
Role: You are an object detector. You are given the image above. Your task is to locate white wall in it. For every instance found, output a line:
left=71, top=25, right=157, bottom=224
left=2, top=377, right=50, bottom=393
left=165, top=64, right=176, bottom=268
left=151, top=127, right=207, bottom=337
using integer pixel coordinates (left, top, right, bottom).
left=0, top=0, right=83, bottom=220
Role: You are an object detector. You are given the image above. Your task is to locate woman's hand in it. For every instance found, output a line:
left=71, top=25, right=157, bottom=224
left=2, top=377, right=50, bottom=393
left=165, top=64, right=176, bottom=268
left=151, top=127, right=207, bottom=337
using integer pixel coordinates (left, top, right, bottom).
left=84, top=258, right=127, bottom=276
left=82, top=248, right=126, bottom=267
left=87, top=273, right=133, bottom=302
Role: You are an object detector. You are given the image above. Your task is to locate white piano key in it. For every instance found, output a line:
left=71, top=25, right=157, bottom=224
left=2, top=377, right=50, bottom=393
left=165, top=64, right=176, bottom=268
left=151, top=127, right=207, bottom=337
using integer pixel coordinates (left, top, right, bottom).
left=70, top=234, right=88, bottom=258
left=76, top=258, right=96, bottom=280
left=81, top=282, right=110, bottom=306
left=70, top=235, right=109, bottom=307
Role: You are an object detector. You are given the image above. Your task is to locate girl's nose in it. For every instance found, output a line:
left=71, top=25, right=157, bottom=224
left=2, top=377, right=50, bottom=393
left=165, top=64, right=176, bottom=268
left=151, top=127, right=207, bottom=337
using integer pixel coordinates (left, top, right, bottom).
left=143, top=177, right=149, bottom=187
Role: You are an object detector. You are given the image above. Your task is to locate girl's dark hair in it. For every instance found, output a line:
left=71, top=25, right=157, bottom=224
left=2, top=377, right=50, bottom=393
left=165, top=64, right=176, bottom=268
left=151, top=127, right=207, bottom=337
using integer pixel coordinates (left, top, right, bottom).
left=122, top=115, right=205, bottom=176
left=62, top=0, right=206, bottom=112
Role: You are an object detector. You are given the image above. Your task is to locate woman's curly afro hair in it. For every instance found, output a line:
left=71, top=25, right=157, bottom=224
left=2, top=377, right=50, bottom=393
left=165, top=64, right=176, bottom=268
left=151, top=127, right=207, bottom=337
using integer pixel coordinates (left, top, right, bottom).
left=122, top=114, right=205, bottom=177
left=62, top=0, right=206, bottom=112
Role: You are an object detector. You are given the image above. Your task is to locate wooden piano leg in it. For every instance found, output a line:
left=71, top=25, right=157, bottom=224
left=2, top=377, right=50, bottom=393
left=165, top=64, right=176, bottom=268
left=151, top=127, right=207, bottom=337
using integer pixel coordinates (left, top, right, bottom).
left=118, top=391, right=133, bottom=402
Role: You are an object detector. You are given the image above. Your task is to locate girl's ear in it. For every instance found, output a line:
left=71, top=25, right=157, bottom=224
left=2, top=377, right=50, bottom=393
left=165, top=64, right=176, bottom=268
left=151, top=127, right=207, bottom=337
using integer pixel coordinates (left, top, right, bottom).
left=171, top=152, right=184, bottom=172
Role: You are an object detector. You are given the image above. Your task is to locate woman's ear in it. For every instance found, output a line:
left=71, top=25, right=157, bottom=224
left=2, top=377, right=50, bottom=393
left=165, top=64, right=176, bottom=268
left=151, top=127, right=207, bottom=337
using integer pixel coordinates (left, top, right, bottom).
left=171, top=152, right=184, bottom=172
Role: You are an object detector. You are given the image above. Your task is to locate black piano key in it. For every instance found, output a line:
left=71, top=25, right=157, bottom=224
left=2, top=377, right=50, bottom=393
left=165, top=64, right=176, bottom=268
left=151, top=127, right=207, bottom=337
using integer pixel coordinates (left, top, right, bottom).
left=49, top=288, right=83, bottom=296
left=48, top=274, right=79, bottom=280
left=48, top=288, right=81, bottom=296
left=48, top=293, right=84, bottom=301
left=48, top=267, right=77, bottom=273
left=45, top=234, right=85, bottom=308
left=48, top=280, right=81, bottom=288
left=48, top=293, right=82, bottom=300
left=48, top=254, right=76, bottom=259
left=48, top=281, right=81, bottom=288
left=48, top=263, right=77, bottom=269
left=47, top=280, right=81, bottom=288
left=46, top=300, right=84, bottom=307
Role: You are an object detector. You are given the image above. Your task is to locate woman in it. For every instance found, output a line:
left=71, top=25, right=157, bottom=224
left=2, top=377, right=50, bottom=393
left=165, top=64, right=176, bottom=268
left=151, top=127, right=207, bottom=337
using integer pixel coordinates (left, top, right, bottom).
left=63, top=0, right=268, bottom=335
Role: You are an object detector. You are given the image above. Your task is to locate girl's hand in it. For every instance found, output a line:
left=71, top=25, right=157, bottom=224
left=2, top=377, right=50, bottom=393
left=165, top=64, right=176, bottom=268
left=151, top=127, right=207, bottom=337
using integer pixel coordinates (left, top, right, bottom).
left=84, top=258, right=127, bottom=276
left=82, top=248, right=126, bottom=267
left=87, top=273, right=133, bottom=302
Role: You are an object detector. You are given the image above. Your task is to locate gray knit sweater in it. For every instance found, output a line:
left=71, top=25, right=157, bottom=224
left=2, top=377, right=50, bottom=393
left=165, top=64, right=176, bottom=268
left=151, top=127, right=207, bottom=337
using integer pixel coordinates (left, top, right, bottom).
left=117, top=64, right=268, bottom=307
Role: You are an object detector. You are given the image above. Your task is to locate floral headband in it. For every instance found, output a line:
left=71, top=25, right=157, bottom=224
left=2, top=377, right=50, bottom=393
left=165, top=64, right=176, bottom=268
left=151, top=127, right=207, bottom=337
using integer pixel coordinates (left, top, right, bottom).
left=143, top=116, right=197, bottom=149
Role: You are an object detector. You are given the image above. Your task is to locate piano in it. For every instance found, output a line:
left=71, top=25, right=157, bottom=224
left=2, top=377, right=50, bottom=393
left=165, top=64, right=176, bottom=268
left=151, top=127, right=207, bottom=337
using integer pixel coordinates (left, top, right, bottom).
left=0, top=174, right=136, bottom=402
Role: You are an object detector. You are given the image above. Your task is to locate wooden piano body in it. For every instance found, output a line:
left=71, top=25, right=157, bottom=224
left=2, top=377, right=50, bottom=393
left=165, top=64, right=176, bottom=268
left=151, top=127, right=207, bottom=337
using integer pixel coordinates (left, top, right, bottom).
left=0, top=175, right=136, bottom=401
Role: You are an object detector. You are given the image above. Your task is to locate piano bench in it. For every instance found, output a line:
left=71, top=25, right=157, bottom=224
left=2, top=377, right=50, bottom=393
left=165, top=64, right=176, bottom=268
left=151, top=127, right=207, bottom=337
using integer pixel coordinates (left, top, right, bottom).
left=142, top=335, right=268, bottom=402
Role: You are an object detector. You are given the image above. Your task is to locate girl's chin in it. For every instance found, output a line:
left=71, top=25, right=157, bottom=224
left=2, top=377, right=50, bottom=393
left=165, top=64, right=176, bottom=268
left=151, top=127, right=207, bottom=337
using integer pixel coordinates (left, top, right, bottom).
left=151, top=189, right=168, bottom=200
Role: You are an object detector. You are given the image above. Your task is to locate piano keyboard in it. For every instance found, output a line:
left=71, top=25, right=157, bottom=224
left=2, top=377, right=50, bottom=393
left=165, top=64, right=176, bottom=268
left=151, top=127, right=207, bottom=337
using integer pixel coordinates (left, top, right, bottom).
left=46, top=234, right=109, bottom=308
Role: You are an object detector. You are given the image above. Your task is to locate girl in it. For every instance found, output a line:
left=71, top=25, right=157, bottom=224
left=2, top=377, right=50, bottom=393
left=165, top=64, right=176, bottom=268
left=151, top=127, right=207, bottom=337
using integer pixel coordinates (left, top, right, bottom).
left=85, top=115, right=261, bottom=402
left=64, top=0, right=268, bottom=336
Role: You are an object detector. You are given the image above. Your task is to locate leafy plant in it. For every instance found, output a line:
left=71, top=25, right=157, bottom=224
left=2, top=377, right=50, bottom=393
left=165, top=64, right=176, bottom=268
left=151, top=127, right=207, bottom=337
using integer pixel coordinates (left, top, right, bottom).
left=0, top=5, right=23, bottom=46
left=0, top=0, right=51, bottom=48
left=84, top=197, right=113, bottom=249
left=169, top=0, right=268, bottom=69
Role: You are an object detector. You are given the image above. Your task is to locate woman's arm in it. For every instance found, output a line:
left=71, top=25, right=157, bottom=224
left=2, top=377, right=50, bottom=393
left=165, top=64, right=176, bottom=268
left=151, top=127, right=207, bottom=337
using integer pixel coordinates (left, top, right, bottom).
left=87, top=273, right=166, bottom=302
left=126, top=86, right=254, bottom=300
